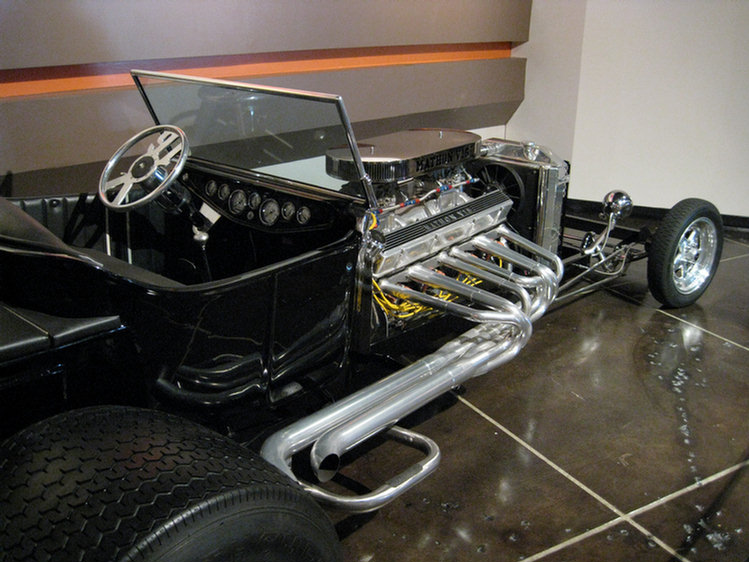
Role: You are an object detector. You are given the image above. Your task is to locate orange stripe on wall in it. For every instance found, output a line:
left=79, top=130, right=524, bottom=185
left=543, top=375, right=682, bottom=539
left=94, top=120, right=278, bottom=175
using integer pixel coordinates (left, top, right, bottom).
left=0, top=43, right=512, bottom=100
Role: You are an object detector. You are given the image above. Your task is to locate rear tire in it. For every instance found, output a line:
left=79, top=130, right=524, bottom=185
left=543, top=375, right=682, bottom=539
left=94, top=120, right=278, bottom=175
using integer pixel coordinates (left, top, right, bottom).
left=647, top=198, right=723, bottom=308
left=0, top=406, right=340, bottom=562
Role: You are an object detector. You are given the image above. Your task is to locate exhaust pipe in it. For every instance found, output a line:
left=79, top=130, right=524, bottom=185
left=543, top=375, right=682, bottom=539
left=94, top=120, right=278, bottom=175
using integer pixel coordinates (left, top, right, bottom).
left=260, top=227, right=562, bottom=512
left=309, top=317, right=530, bottom=483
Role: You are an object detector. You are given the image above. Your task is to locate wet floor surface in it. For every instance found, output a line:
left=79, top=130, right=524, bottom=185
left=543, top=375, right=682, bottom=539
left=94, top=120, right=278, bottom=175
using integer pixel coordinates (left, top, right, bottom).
left=335, top=231, right=749, bottom=561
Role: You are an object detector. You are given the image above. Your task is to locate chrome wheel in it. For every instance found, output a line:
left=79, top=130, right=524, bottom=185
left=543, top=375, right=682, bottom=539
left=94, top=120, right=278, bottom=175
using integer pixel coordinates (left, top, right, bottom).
left=672, top=217, right=718, bottom=295
left=648, top=198, right=723, bottom=308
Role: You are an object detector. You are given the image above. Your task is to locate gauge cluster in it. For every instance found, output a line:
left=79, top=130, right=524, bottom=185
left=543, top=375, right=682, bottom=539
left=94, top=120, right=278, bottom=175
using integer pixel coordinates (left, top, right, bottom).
left=184, top=168, right=328, bottom=230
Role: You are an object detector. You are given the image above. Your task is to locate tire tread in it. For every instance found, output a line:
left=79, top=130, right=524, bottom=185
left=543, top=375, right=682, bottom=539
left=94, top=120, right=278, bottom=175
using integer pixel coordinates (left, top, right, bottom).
left=0, top=406, right=336, bottom=562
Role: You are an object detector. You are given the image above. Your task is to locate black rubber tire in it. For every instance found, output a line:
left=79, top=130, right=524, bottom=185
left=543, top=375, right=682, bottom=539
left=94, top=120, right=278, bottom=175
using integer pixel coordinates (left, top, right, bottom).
left=647, top=198, right=723, bottom=308
left=0, top=406, right=341, bottom=562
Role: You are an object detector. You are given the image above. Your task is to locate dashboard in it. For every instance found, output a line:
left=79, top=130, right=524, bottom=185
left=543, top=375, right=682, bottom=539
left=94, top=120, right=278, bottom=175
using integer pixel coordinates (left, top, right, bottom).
left=181, top=164, right=338, bottom=232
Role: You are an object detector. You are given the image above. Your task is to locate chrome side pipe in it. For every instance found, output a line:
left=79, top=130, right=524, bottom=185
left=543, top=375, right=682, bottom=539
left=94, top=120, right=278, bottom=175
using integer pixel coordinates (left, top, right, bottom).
left=260, top=227, right=562, bottom=513
left=309, top=320, right=527, bottom=485
left=497, top=223, right=565, bottom=280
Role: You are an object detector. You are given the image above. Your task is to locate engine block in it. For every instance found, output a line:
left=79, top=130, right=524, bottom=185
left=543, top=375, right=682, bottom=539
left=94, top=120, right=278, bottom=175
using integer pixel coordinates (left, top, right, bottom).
left=328, top=129, right=512, bottom=277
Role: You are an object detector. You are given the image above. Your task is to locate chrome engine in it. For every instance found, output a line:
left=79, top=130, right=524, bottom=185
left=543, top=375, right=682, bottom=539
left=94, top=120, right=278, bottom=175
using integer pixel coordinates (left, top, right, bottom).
left=328, top=128, right=568, bottom=343
left=261, top=129, right=567, bottom=512
left=329, top=130, right=510, bottom=277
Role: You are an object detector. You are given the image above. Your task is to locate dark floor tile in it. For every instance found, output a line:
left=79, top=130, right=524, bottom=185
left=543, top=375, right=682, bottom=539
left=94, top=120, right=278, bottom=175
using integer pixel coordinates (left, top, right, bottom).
left=721, top=235, right=749, bottom=259
left=725, top=229, right=749, bottom=245
left=531, top=522, right=687, bottom=562
left=335, top=401, right=616, bottom=562
left=462, top=290, right=749, bottom=512
left=634, top=463, right=749, bottom=562
left=664, top=256, right=749, bottom=348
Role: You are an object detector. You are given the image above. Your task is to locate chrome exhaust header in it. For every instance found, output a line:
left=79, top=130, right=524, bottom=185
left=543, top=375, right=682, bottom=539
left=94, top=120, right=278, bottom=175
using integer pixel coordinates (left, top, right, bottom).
left=260, top=224, right=562, bottom=513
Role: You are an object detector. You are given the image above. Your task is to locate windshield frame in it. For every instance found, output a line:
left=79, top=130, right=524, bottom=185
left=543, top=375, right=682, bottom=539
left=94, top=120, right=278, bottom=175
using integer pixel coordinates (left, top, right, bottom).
left=131, top=69, right=375, bottom=206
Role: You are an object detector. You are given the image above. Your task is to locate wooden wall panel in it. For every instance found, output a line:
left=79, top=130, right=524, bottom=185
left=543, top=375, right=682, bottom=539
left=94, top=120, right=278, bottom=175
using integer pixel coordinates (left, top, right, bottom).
left=0, top=1, right=531, bottom=196
left=0, top=1, right=530, bottom=69
left=254, top=59, right=525, bottom=126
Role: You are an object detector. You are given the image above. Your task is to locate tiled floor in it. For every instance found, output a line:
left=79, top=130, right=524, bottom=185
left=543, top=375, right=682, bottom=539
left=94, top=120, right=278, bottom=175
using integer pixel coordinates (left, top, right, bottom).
left=335, top=230, right=749, bottom=561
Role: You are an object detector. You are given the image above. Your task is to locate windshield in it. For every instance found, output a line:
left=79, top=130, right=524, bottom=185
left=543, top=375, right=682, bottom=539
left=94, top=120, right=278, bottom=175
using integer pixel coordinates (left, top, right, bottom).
left=132, top=71, right=368, bottom=200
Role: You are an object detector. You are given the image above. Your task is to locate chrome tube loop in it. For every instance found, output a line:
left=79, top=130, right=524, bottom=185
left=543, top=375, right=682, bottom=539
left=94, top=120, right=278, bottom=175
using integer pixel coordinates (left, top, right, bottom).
left=437, top=251, right=533, bottom=315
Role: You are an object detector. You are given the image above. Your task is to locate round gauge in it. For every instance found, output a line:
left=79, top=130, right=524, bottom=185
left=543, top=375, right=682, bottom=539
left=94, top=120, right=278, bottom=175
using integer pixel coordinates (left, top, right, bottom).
left=248, top=192, right=262, bottom=210
left=296, top=206, right=312, bottom=225
left=205, top=179, right=218, bottom=197
left=281, top=201, right=296, bottom=221
left=259, top=198, right=280, bottom=226
left=246, top=209, right=255, bottom=221
left=218, top=183, right=231, bottom=200
left=229, top=190, right=247, bottom=215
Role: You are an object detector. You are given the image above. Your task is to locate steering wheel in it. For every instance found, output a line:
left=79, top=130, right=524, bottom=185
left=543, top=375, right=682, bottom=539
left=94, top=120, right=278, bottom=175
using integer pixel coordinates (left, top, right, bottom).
left=99, top=125, right=189, bottom=211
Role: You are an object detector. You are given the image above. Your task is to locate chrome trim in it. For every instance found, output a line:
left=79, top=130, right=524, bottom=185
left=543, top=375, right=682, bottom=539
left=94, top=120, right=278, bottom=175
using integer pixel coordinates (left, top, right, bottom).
left=373, top=192, right=512, bottom=277
left=308, top=426, right=441, bottom=512
left=557, top=244, right=633, bottom=302
left=260, top=225, right=562, bottom=512
left=479, top=138, right=569, bottom=253
left=673, top=217, right=719, bottom=295
left=326, top=129, right=481, bottom=183
left=132, top=69, right=344, bottom=103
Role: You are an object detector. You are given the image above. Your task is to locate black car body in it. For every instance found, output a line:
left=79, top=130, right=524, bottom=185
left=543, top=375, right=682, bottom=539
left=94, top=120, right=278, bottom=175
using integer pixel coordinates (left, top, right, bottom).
left=0, top=71, right=723, bottom=561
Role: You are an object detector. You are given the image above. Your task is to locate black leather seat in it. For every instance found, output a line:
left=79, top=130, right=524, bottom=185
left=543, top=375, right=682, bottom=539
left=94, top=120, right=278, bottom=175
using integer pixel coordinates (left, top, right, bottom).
left=0, top=304, right=121, bottom=363
left=0, top=195, right=184, bottom=288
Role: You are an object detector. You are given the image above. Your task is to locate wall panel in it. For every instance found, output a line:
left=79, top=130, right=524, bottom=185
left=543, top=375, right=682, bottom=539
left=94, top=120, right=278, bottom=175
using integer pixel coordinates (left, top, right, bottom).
left=0, top=1, right=531, bottom=196
left=0, top=0, right=530, bottom=69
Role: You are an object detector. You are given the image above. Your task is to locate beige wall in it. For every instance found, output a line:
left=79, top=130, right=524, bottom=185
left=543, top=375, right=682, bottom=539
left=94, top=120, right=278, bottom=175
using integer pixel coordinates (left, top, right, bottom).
left=506, top=0, right=586, bottom=162
left=508, top=0, right=749, bottom=218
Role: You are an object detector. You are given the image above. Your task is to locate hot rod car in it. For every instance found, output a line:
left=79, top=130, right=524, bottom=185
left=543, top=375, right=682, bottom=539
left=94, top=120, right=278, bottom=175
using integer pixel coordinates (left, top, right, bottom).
left=0, top=72, right=723, bottom=561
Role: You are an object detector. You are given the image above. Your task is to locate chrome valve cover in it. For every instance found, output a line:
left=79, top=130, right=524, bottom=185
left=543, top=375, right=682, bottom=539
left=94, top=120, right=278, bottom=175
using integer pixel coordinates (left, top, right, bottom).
left=373, top=189, right=511, bottom=277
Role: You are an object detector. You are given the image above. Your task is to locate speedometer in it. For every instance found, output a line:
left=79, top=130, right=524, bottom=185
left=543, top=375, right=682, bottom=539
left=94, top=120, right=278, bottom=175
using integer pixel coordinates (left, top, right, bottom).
left=248, top=192, right=262, bottom=210
left=296, top=206, right=312, bottom=225
left=281, top=201, right=296, bottom=221
left=259, top=199, right=280, bottom=226
left=229, top=190, right=247, bottom=215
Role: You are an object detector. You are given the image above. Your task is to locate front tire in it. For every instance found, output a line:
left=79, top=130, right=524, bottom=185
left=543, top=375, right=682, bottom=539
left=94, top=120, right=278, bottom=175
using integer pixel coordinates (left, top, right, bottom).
left=647, top=198, right=723, bottom=308
left=0, top=406, right=340, bottom=562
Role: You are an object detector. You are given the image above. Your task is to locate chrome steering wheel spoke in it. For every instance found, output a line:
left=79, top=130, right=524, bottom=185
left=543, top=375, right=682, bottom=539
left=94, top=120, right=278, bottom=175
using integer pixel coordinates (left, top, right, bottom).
left=98, top=125, right=189, bottom=211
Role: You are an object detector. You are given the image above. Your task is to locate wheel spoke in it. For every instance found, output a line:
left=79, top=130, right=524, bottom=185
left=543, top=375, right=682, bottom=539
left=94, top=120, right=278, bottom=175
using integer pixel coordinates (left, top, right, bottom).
left=674, top=262, right=685, bottom=279
left=151, top=131, right=183, bottom=167
left=112, top=181, right=134, bottom=206
left=156, top=129, right=179, bottom=148
left=685, top=228, right=698, bottom=246
left=155, top=142, right=183, bottom=167
left=104, top=174, right=129, bottom=192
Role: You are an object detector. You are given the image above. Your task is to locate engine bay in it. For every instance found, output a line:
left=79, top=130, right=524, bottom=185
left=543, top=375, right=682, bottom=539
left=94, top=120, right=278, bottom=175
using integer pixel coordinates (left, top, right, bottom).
left=328, top=129, right=514, bottom=277
left=325, top=128, right=569, bottom=347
